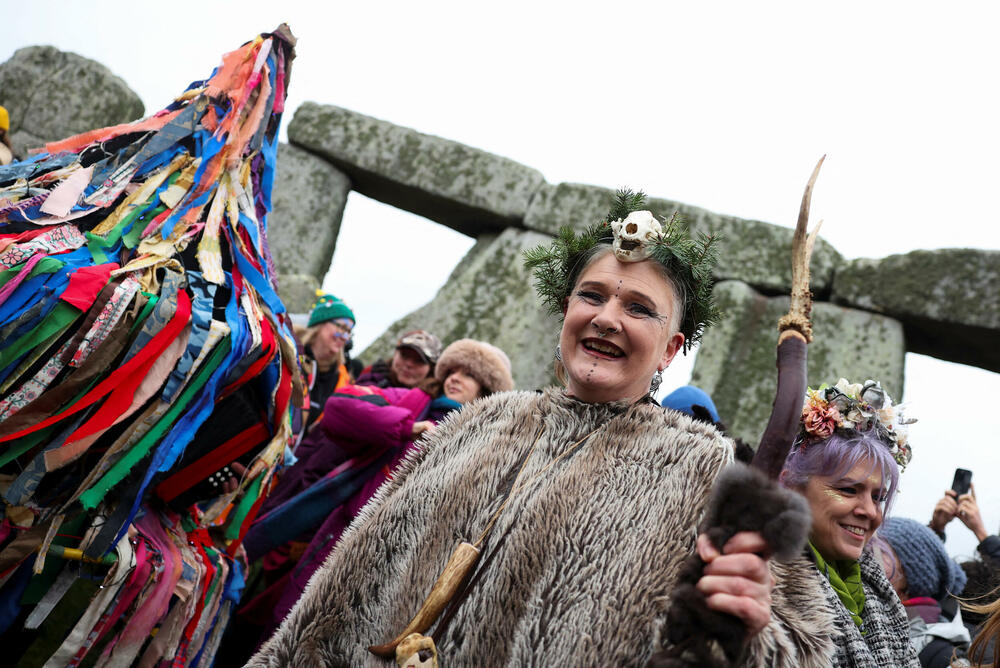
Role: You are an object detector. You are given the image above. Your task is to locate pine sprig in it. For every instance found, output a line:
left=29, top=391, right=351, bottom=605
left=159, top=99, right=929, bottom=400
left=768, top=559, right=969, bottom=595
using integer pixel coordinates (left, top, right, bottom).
left=606, top=188, right=647, bottom=222
left=523, top=188, right=723, bottom=352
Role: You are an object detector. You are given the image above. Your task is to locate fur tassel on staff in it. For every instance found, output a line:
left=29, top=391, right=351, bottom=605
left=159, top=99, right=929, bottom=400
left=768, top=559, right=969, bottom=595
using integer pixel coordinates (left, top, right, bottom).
left=651, top=157, right=826, bottom=668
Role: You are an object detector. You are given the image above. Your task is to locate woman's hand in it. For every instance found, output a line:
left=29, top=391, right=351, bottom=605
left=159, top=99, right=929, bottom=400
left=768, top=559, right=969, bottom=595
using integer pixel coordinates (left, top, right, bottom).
left=696, top=531, right=774, bottom=635
left=957, top=484, right=988, bottom=542
left=222, top=462, right=248, bottom=495
left=411, top=421, right=436, bottom=438
left=929, top=489, right=958, bottom=533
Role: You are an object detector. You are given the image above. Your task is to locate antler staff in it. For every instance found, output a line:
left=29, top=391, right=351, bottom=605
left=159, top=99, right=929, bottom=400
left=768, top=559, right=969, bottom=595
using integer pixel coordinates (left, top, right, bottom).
left=752, top=155, right=825, bottom=479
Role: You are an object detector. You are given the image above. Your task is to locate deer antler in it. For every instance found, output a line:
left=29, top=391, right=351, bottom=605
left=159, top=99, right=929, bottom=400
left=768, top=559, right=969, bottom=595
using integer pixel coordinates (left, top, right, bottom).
left=753, top=156, right=825, bottom=479
left=776, top=155, right=825, bottom=343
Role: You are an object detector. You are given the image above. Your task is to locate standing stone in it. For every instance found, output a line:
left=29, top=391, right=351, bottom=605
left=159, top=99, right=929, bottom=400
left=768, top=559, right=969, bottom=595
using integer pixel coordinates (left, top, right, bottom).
left=287, top=102, right=546, bottom=237
left=832, top=249, right=1000, bottom=373
left=269, top=142, right=351, bottom=281
left=275, top=274, right=321, bottom=316
left=0, top=46, right=144, bottom=157
left=691, top=280, right=905, bottom=445
left=360, top=228, right=561, bottom=391
left=524, top=182, right=843, bottom=295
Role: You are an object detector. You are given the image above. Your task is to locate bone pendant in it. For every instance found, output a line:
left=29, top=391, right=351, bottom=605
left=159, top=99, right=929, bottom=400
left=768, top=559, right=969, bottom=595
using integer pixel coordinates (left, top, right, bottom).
left=395, top=633, right=439, bottom=668
left=368, top=542, right=481, bottom=657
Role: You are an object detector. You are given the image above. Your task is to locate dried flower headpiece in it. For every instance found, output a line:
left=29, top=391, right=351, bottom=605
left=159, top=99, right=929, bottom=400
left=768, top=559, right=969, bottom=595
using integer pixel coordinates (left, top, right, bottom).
left=799, top=378, right=914, bottom=469
left=522, top=189, right=722, bottom=352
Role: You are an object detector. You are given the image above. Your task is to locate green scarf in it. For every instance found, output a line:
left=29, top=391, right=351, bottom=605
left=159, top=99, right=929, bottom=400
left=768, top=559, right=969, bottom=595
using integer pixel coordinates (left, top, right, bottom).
left=809, top=541, right=866, bottom=631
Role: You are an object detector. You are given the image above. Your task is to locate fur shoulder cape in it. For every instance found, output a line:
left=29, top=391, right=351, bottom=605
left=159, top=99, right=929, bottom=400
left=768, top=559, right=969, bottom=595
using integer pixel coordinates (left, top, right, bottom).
left=248, top=388, right=835, bottom=667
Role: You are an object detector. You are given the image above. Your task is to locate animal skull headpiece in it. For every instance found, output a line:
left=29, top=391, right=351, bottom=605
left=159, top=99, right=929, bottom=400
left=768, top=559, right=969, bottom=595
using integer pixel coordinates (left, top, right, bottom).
left=610, top=210, right=664, bottom=262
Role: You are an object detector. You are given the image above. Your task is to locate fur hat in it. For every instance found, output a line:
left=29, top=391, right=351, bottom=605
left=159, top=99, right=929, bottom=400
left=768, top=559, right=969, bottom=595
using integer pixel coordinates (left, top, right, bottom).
left=880, top=517, right=967, bottom=601
left=435, top=339, right=514, bottom=395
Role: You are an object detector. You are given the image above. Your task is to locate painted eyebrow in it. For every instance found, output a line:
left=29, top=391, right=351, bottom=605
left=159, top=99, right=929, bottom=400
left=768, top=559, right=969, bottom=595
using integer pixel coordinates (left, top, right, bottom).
left=576, top=280, right=660, bottom=308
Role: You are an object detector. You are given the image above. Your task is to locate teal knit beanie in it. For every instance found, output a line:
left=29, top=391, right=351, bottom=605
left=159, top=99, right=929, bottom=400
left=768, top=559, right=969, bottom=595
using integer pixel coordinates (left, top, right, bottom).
left=308, top=293, right=355, bottom=327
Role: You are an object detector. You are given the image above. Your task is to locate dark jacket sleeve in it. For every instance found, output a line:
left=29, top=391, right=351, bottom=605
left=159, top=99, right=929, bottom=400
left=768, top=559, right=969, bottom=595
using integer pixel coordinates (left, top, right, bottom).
left=978, top=535, right=1000, bottom=566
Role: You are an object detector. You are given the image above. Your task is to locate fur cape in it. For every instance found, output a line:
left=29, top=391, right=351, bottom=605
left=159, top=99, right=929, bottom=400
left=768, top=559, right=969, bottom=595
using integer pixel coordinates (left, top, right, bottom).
left=247, top=388, right=835, bottom=667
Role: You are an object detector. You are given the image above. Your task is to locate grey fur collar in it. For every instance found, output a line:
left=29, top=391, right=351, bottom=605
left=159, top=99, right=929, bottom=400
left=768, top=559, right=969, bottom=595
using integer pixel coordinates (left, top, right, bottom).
left=248, top=389, right=834, bottom=667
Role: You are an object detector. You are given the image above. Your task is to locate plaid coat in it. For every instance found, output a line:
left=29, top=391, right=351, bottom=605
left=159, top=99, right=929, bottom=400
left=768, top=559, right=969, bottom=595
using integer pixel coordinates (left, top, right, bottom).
left=818, top=549, right=921, bottom=667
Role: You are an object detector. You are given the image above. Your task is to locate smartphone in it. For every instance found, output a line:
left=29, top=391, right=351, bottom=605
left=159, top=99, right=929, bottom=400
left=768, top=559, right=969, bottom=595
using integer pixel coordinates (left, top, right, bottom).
left=951, top=468, right=973, bottom=496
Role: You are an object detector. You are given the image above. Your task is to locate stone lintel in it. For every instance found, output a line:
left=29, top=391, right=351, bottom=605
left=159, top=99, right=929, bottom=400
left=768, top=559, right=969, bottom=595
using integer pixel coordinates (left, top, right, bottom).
left=524, top=182, right=843, bottom=295
left=288, top=102, right=545, bottom=238
left=832, top=249, right=1000, bottom=373
left=691, top=280, right=905, bottom=445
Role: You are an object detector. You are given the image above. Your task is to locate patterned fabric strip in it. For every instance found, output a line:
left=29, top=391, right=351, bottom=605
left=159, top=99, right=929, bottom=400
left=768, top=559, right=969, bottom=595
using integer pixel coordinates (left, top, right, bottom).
left=70, top=277, right=140, bottom=367
left=0, top=277, right=136, bottom=421
left=0, top=224, right=86, bottom=270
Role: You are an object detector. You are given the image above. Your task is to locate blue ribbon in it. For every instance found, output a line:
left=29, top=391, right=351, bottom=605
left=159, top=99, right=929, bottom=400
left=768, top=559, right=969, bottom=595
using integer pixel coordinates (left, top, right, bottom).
left=161, top=271, right=215, bottom=402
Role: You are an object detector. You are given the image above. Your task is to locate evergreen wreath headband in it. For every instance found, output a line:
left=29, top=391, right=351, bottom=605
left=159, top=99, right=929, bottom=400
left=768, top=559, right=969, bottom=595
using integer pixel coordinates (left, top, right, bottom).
left=799, top=378, right=914, bottom=469
left=522, top=189, right=722, bottom=352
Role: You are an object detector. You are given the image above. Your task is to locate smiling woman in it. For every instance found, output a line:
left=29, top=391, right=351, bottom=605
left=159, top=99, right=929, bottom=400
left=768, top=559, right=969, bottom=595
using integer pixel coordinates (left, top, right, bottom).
left=247, top=191, right=825, bottom=667
left=778, top=380, right=919, bottom=667
left=559, top=252, right=685, bottom=404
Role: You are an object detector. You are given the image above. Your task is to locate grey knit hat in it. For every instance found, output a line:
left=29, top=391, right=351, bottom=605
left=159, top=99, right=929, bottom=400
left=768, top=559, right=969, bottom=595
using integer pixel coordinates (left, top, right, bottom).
left=879, top=517, right=967, bottom=601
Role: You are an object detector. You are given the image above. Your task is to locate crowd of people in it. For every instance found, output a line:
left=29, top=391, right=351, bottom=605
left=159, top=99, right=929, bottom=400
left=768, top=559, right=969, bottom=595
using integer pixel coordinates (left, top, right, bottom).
left=214, top=298, right=517, bottom=664
left=214, top=199, right=1000, bottom=668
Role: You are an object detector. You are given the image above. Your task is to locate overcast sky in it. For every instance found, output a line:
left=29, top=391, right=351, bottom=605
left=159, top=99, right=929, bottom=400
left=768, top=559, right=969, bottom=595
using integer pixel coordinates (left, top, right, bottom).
left=6, top=1, right=999, bottom=560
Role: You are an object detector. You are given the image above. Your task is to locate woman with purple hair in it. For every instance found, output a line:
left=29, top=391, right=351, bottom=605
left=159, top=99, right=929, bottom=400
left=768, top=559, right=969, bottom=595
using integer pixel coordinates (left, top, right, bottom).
left=777, top=378, right=920, bottom=667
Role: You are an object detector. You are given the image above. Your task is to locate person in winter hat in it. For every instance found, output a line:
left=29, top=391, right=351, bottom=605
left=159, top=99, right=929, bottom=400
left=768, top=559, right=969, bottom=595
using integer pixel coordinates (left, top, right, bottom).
left=881, top=517, right=968, bottom=603
left=661, top=385, right=721, bottom=422
left=879, top=516, right=971, bottom=666
left=434, top=338, right=515, bottom=403
left=356, top=329, right=443, bottom=390
left=299, top=293, right=357, bottom=428
left=0, top=106, right=13, bottom=166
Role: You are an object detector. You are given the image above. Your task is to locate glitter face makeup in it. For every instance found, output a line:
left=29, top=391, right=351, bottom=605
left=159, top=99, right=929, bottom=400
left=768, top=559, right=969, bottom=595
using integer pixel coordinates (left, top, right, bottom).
left=801, top=458, right=887, bottom=561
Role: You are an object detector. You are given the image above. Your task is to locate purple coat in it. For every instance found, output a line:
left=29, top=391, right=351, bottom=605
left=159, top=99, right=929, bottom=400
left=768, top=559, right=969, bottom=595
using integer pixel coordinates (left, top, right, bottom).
left=259, top=388, right=460, bottom=635
left=259, top=386, right=427, bottom=518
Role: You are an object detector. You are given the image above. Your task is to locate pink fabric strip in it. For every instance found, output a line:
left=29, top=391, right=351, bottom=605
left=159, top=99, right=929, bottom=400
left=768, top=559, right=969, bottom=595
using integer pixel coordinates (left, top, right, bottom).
left=47, top=323, right=190, bottom=470
left=0, top=253, right=43, bottom=307
left=70, top=539, right=151, bottom=665
left=99, top=513, right=183, bottom=668
left=44, top=109, right=183, bottom=155
left=39, top=166, right=94, bottom=218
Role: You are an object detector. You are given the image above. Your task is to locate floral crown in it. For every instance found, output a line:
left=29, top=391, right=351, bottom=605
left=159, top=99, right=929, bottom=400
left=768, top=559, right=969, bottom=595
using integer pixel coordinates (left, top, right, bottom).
left=799, top=378, right=914, bottom=469
left=522, top=189, right=721, bottom=352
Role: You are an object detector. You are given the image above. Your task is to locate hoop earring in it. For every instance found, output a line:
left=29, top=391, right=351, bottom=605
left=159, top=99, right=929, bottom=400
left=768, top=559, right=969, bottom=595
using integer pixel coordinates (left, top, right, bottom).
left=554, top=344, right=562, bottom=362
left=649, top=369, right=663, bottom=397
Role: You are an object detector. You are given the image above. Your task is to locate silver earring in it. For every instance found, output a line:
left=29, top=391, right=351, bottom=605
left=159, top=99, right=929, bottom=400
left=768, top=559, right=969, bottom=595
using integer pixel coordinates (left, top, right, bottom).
left=649, top=369, right=663, bottom=396
left=554, top=344, right=562, bottom=362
